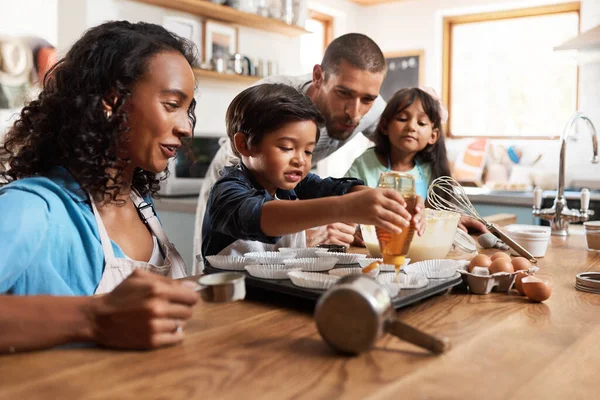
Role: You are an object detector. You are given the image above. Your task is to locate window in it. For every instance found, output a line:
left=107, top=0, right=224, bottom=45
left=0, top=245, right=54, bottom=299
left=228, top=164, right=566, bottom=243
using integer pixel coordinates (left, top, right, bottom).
left=442, top=3, right=580, bottom=138
left=300, top=10, right=333, bottom=73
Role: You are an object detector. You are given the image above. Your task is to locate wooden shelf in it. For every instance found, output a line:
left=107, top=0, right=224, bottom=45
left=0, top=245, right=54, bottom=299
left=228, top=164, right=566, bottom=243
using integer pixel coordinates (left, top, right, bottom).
left=132, top=0, right=310, bottom=36
left=193, top=68, right=260, bottom=84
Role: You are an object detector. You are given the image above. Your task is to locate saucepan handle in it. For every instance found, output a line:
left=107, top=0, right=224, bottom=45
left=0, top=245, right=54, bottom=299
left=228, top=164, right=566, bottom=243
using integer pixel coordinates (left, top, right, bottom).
left=487, top=224, right=537, bottom=264
left=385, top=318, right=450, bottom=354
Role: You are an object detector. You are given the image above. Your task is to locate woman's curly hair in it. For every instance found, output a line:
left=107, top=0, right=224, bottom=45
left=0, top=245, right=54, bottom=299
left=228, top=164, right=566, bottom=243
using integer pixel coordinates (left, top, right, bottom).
left=0, top=21, right=197, bottom=203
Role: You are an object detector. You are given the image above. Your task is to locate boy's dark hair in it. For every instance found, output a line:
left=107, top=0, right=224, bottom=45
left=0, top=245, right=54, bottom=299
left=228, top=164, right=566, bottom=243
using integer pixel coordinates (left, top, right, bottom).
left=226, top=83, right=325, bottom=157
left=321, top=33, right=386, bottom=78
left=374, top=87, right=451, bottom=183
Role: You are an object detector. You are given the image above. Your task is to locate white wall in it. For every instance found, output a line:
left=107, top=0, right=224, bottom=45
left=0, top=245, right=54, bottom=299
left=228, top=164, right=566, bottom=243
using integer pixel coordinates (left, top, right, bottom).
left=352, top=0, right=600, bottom=188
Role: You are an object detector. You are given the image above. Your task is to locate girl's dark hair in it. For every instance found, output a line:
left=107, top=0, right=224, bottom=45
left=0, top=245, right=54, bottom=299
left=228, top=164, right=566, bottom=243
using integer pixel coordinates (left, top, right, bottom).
left=226, top=83, right=325, bottom=157
left=374, top=87, right=451, bottom=183
left=0, top=21, right=197, bottom=203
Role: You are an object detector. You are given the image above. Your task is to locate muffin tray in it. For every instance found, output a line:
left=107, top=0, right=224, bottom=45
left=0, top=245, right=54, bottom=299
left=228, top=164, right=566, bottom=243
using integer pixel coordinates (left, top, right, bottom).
left=204, top=263, right=462, bottom=310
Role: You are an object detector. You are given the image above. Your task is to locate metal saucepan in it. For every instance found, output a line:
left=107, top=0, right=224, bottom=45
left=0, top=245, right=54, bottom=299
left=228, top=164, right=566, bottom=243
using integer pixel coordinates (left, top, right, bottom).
left=197, top=272, right=246, bottom=302
left=315, top=275, right=450, bottom=354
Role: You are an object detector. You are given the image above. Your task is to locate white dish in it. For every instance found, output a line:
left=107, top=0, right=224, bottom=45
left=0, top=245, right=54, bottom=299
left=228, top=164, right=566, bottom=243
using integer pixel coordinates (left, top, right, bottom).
left=244, top=251, right=295, bottom=264
left=283, top=257, right=338, bottom=272
left=376, top=272, right=429, bottom=289
left=504, top=224, right=551, bottom=257
left=315, top=250, right=366, bottom=265
left=403, top=259, right=460, bottom=279
left=205, top=255, right=248, bottom=271
left=244, top=264, right=301, bottom=280
left=278, top=247, right=320, bottom=258
left=287, top=271, right=339, bottom=290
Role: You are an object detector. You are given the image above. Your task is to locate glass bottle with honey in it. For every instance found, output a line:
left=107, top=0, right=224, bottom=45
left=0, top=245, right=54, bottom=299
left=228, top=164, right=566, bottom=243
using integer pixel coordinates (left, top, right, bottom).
left=375, top=172, right=417, bottom=271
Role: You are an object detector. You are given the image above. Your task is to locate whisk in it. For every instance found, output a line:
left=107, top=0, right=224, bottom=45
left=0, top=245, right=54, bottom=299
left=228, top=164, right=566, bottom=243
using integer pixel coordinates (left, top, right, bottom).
left=428, top=176, right=537, bottom=263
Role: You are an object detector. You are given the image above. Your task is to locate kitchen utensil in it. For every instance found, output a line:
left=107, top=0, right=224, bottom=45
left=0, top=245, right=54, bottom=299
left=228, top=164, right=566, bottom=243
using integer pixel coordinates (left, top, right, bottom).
left=229, top=53, right=252, bottom=75
left=197, top=272, right=246, bottom=302
left=315, top=274, right=450, bottom=354
left=428, top=176, right=537, bottom=263
left=575, top=272, right=600, bottom=294
left=210, top=56, right=226, bottom=73
left=407, top=209, right=460, bottom=262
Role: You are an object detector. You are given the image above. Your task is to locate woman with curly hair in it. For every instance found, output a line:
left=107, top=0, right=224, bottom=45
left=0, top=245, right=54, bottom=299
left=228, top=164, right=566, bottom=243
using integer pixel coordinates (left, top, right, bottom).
left=0, top=21, right=200, bottom=352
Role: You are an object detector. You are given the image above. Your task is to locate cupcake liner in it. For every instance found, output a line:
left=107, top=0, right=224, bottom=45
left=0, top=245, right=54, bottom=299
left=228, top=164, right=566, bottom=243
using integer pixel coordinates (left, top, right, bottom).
left=283, top=257, right=338, bottom=272
left=403, top=259, right=461, bottom=279
left=278, top=247, right=320, bottom=258
left=315, top=250, right=366, bottom=265
left=244, top=264, right=301, bottom=280
left=287, top=271, right=339, bottom=290
left=382, top=282, right=400, bottom=297
left=376, top=272, right=429, bottom=289
left=205, top=255, right=249, bottom=271
left=244, top=251, right=295, bottom=264
left=328, top=267, right=363, bottom=277
left=380, top=258, right=411, bottom=272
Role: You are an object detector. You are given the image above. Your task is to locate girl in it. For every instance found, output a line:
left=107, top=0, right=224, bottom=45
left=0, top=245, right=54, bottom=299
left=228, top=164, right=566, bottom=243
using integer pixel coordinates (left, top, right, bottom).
left=346, top=87, right=485, bottom=232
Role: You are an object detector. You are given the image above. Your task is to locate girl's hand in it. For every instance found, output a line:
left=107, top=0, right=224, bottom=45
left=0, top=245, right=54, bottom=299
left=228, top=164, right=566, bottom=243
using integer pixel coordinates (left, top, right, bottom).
left=341, top=188, right=412, bottom=234
left=413, top=195, right=426, bottom=236
left=458, top=215, right=488, bottom=233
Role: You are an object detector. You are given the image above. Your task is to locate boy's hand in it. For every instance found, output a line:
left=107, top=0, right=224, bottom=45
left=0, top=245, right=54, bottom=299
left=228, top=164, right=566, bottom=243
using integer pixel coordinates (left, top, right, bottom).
left=341, top=188, right=413, bottom=234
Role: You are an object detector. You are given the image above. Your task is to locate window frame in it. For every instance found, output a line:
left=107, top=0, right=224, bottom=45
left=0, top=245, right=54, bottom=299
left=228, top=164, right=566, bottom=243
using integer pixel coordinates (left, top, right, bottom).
left=442, top=2, right=581, bottom=140
left=308, top=10, right=334, bottom=50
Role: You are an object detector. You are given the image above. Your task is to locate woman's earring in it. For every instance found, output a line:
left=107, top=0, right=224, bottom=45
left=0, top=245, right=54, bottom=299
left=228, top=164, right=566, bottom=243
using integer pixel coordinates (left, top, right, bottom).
left=104, top=109, right=112, bottom=121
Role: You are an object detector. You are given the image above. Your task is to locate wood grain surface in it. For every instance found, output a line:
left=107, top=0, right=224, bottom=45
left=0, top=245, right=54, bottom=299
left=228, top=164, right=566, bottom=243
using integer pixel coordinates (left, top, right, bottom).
left=1, top=231, right=599, bottom=399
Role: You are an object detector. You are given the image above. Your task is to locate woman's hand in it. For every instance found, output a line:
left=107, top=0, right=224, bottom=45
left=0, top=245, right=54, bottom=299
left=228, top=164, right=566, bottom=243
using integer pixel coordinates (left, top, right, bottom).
left=458, top=215, right=488, bottom=233
left=87, top=269, right=199, bottom=350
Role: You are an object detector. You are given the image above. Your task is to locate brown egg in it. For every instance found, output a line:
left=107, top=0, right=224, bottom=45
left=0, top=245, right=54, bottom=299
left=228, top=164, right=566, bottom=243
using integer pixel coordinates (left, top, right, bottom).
left=489, top=258, right=515, bottom=274
left=512, top=257, right=532, bottom=272
left=468, top=254, right=492, bottom=272
left=513, top=271, right=528, bottom=295
left=490, top=252, right=511, bottom=261
left=521, top=276, right=552, bottom=302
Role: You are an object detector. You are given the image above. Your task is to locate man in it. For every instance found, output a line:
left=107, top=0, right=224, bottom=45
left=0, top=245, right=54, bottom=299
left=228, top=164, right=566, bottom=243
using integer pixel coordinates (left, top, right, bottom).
left=193, top=33, right=387, bottom=272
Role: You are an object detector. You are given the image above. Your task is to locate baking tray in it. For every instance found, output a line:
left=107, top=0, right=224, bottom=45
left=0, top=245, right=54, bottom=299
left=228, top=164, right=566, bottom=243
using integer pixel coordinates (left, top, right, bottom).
left=204, top=264, right=462, bottom=310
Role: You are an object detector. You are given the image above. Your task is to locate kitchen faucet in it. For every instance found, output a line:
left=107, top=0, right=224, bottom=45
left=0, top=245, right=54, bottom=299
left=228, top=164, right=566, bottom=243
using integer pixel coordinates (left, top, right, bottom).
left=533, top=112, right=599, bottom=236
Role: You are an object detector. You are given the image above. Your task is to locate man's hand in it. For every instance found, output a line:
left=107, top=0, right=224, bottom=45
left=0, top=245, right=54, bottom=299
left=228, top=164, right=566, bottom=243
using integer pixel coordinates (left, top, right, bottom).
left=306, top=223, right=358, bottom=247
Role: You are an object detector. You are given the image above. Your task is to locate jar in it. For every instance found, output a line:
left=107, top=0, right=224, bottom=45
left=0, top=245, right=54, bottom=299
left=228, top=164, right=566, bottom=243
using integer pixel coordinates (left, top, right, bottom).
left=504, top=224, right=551, bottom=258
left=584, top=221, right=600, bottom=251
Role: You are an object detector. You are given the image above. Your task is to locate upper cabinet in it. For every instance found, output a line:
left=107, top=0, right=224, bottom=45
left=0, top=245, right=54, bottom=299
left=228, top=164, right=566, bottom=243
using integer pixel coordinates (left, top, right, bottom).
left=131, top=0, right=310, bottom=36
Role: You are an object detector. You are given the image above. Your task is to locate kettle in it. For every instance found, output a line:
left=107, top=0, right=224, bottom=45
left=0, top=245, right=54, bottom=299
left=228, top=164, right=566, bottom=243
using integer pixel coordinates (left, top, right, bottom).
left=229, top=53, right=253, bottom=75
left=315, top=274, right=450, bottom=354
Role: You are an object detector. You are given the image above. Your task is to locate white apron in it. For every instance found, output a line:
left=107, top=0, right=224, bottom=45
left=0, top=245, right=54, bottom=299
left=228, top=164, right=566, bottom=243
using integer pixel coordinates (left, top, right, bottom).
left=92, top=192, right=187, bottom=294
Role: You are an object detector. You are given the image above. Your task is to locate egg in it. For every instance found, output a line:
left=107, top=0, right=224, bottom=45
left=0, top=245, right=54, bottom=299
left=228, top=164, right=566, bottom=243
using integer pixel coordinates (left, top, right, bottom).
left=512, top=257, right=532, bottom=272
left=468, top=254, right=492, bottom=272
left=513, top=271, right=528, bottom=295
left=490, top=252, right=511, bottom=261
left=521, top=276, right=552, bottom=302
left=489, top=258, right=515, bottom=274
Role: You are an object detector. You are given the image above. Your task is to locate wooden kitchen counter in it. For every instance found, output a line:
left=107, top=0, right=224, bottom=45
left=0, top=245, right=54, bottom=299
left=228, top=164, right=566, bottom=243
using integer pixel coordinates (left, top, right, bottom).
left=1, top=232, right=600, bottom=399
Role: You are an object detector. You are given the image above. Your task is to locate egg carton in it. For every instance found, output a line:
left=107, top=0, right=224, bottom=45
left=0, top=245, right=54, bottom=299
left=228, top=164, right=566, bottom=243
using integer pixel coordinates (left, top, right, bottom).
left=457, top=264, right=539, bottom=295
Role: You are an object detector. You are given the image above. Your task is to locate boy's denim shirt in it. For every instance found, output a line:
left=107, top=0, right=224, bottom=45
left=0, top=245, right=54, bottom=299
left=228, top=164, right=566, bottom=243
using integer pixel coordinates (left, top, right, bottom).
left=201, top=163, right=364, bottom=260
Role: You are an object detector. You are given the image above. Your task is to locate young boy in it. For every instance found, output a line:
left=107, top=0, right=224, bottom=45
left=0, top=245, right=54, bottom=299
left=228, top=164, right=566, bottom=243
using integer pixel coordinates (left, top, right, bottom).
left=201, top=84, right=424, bottom=259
